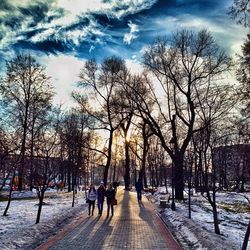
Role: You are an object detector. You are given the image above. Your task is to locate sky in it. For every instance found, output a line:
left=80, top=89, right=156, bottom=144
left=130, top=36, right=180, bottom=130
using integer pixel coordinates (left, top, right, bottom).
left=0, top=0, right=248, bottom=106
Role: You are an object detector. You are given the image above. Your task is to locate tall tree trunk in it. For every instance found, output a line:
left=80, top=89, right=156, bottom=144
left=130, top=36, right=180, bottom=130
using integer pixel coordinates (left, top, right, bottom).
left=36, top=189, right=45, bottom=224
left=18, top=157, right=25, bottom=191
left=149, top=164, right=153, bottom=187
left=124, top=139, right=130, bottom=190
left=140, top=136, right=148, bottom=189
left=212, top=202, right=220, bottom=234
left=194, top=154, right=199, bottom=189
left=206, top=189, right=221, bottom=234
left=29, top=125, right=35, bottom=191
left=174, top=153, right=184, bottom=200
left=67, top=161, right=71, bottom=192
left=206, top=148, right=221, bottom=234
left=143, top=172, right=148, bottom=189
left=3, top=175, right=15, bottom=216
left=141, top=123, right=149, bottom=188
left=198, top=151, right=203, bottom=193
left=120, top=116, right=133, bottom=190
left=104, top=129, right=113, bottom=186
left=156, top=164, right=159, bottom=186
left=242, top=220, right=250, bottom=250
left=72, top=187, right=75, bottom=207
left=240, top=160, right=246, bottom=192
left=72, top=165, right=77, bottom=207
left=18, top=76, right=31, bottom=191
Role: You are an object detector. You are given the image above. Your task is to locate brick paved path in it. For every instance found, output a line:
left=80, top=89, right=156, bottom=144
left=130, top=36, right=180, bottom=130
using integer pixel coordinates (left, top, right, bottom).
left=37, top=189, right=181, bottom=250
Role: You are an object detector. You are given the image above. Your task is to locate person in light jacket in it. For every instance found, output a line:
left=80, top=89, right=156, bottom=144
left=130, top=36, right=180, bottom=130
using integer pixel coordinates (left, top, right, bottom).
left=87, top=184, right=97, bottom=216
left=105, top=183, right=116, bottom=217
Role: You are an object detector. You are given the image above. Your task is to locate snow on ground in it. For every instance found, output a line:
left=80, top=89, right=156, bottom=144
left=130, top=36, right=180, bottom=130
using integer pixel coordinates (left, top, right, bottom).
left=149, top=187, right=250, bottom=250
left=0, top=187, right=249, bottom=250
left=0, top=189, right=88, bottom=249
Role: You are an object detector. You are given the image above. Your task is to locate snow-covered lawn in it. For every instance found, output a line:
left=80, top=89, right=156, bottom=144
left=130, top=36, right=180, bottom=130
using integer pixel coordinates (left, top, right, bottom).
left=0, top=189, right=88, bottom=249
left=150, top=187, right=250, bottom=250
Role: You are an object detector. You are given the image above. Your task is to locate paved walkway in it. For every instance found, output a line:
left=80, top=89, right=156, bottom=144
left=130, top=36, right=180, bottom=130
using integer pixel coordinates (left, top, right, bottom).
left=37, top=189, right=180, bottom=250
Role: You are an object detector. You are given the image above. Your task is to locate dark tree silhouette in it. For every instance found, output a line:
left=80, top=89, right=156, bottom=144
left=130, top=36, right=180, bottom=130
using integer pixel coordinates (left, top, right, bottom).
left=78, top=57, right=128, bottom=186
left=137, top=30, right=232, bottom=200
left=0, top=54, right=53, bottom=191
left=228, top=0, right=249, bottom=27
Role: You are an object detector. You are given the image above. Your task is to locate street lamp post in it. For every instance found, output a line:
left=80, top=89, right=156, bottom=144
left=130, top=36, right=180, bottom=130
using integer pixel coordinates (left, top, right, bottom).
left=169, top=137, right=176, bottom=211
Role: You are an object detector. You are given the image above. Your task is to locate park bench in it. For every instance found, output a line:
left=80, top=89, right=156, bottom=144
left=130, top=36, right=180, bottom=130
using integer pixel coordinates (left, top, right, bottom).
left=144, top=187, right=157, bottom=195
left=159, top=194, right=170, bottom=208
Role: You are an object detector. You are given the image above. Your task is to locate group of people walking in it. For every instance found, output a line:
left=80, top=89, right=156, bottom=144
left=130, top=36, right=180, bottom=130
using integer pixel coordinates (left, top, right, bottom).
left=87, top=182, right=116, bottom=217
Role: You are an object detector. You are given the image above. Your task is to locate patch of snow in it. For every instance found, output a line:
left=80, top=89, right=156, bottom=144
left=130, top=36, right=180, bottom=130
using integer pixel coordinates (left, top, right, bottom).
left=0, top=189, right=88, bottom=249
left=148, top=187, right=250, bottom=250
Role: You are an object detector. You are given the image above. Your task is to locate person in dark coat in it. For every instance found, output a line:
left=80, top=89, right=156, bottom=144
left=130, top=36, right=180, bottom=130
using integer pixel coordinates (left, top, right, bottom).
left=135, top=178, right=143, bottom=202
left=105, top=183, right=116, bottom=217
left=97, top=181, right=106, bottom=215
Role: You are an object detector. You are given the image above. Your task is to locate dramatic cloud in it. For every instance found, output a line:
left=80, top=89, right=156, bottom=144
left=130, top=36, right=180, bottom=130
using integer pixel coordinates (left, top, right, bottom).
left=0, top=0, right=247, bottom=61
left=123, top=21, right=139, bottom=44
left=0, top=0, right=157, bottom=56
left=151, top=13, right=246, bottom=56
left=0, top=0, right=248, bottom=105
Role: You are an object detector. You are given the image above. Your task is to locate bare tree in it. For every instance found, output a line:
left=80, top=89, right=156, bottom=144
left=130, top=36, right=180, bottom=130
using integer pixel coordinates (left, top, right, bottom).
left=59, top=107, right=90, bottom=207
left=0, top=54, right=54, bottom=218
left=137, top=29, right=232, bottom=200
left=0, top=127, right=17, bottom=192
left=140, top=120, right=153, bottom=188
left=147, top=136, right=166, bottom=188
left=77, top=57, right=128, bottom=186
left=228, top=0, right=250, bottom=27
left=0, top=126, right=21, bottom=216
left=0, top=54, right=54, bottom=191
left=236, top=34, right=250, bottom=141
left=228, top=6, right=250, bottom=246
left=193, top=79, right=237, bottom=234
left=34, top=109, right=61, bottom=224
left=109, top=78, right=138, bottom=189
left=120, top=73, right=156, bottom=188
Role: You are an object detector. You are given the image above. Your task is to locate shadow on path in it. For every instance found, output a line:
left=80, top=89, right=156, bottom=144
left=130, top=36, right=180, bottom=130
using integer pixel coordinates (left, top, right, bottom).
left=38, top=188, right=180, bottom=250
